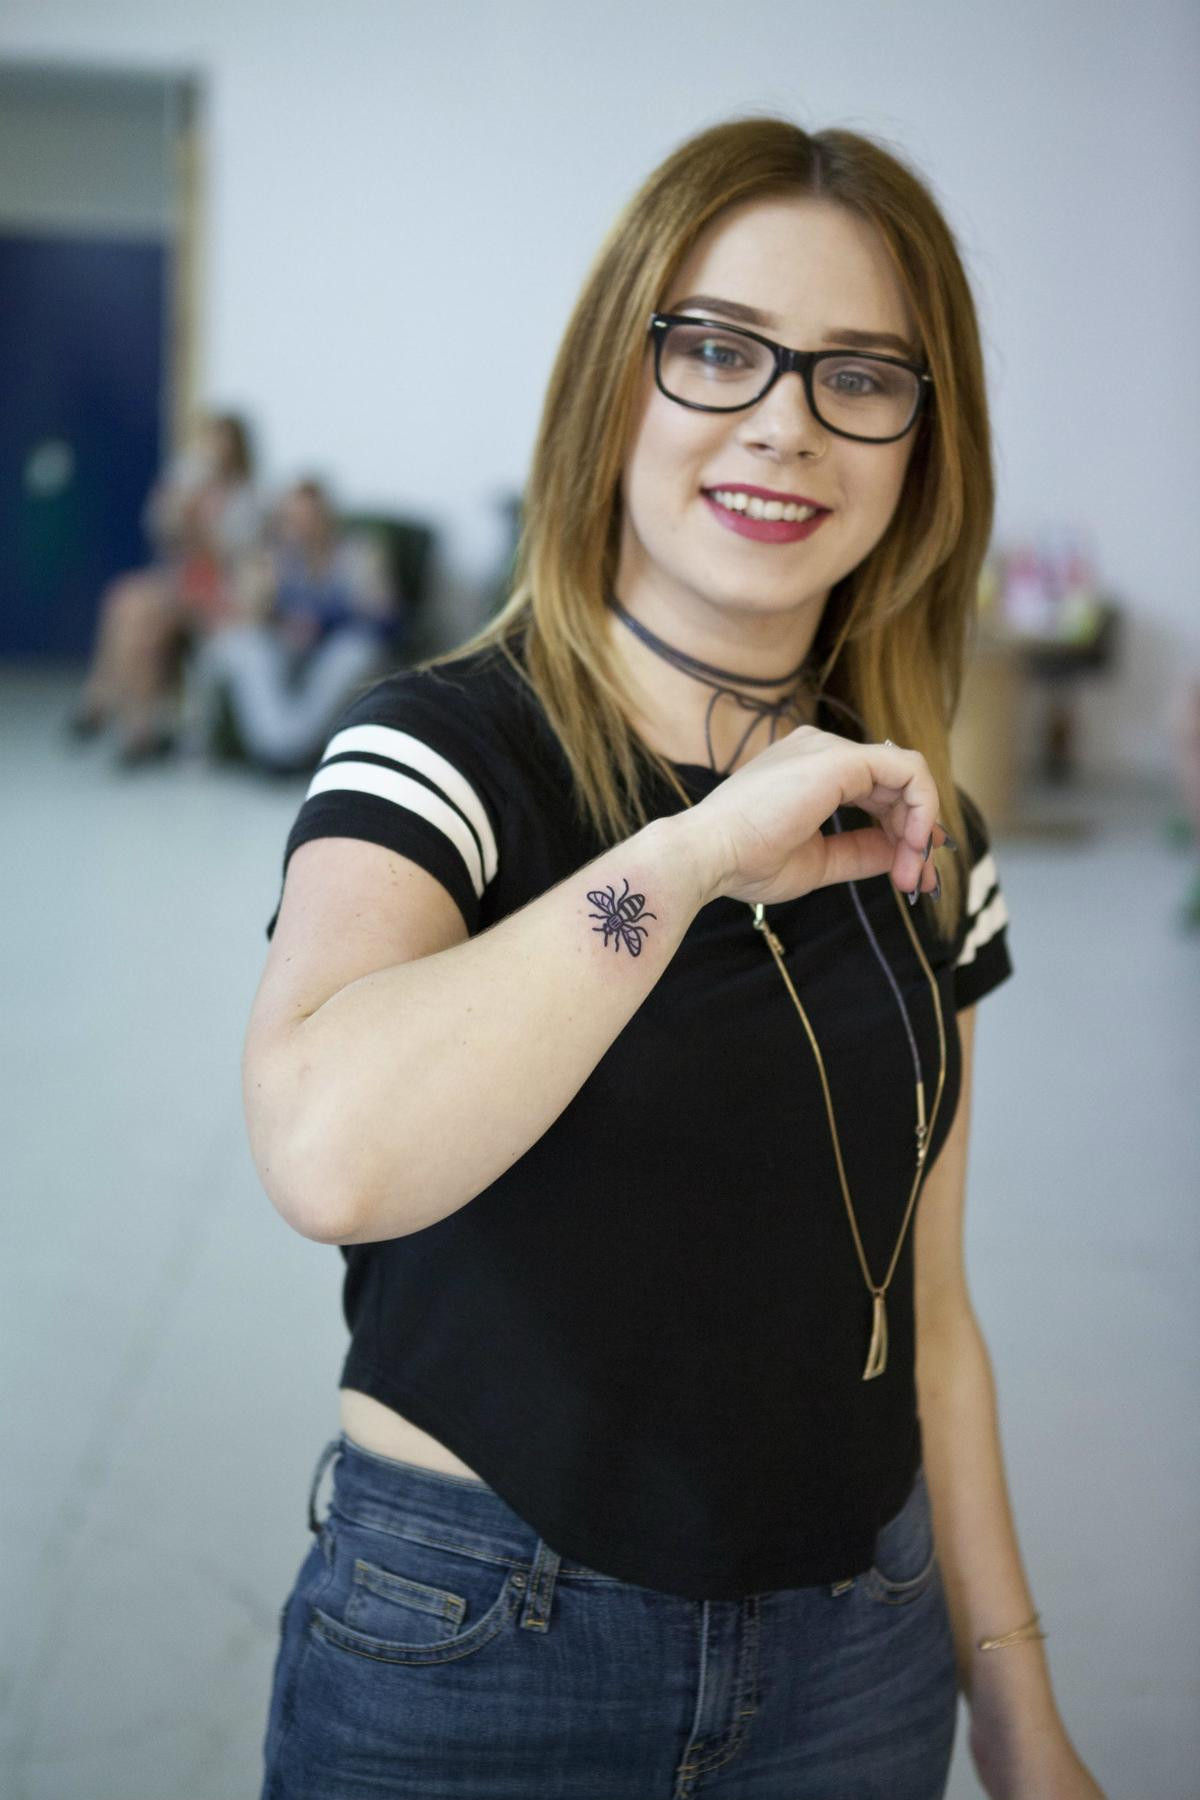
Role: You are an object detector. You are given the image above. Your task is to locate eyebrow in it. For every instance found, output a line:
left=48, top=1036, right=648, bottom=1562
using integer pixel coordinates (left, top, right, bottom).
left=669, top=293, right=920, bottom=360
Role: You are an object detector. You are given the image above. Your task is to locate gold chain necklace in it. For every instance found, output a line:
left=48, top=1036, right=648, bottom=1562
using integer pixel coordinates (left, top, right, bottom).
left=660, top=761, right=947, bottom=1382
left=607, top=594, right=948, bottom=1380
left=751, top=883, right=946, bottom=1379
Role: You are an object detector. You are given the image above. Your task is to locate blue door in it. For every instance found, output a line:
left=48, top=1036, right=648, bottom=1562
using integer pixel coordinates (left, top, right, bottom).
left=0, top=231, right=166, bottom=660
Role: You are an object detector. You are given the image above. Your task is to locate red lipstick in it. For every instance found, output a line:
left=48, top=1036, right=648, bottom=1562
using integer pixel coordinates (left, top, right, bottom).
left=701, top=486, right=832, bottom=545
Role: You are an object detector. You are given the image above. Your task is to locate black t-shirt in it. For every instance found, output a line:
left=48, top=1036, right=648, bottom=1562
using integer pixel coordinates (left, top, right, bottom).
left=265, top=640, right=1015, bottom=1599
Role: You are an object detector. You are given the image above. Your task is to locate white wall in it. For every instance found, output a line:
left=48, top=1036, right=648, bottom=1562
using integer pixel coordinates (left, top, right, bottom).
left=1, top=0, right=1196, bottom=778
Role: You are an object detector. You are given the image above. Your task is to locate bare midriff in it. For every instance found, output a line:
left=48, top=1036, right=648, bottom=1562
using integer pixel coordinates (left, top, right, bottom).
left=339, top=1386, right=489, bottom=1483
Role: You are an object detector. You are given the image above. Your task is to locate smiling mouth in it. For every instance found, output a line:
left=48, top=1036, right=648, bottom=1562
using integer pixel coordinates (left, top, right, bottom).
left=703, top=488, right=830, bottom=523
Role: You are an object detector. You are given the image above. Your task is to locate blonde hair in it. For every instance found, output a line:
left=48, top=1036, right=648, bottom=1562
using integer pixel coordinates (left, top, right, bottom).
left=420, top=115, right=997, bottom=945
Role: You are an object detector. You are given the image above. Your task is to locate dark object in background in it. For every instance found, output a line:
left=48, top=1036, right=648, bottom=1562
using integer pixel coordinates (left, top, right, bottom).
left=340, top=512, right=436, bottom=661
left=0, top=236, right=166, bottom=660
left=485, top=493, right=524, bottom=621
left=1022, top=601, right=1121, bottom=784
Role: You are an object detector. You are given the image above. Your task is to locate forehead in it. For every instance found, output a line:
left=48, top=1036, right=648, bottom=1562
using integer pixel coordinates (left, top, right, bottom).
left=666, top=194, right=915, bottom=343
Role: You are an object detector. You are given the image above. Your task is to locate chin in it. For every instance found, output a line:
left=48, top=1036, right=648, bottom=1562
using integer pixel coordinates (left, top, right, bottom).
left=689, top=564, right=825, bottom=611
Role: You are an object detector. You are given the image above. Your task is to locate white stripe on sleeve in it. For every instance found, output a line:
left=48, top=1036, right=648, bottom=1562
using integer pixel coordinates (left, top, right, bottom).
left=966, top=849, right=998, bottom=918
left=319, top=725, right=498, bottom=882
left=956, top=889, right=1010, bottom=968
left=306, top=724, right=499, bottom=896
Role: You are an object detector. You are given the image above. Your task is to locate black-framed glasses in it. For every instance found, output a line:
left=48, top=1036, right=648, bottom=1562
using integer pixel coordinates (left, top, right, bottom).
left=648, top=311, right=933, bottom=444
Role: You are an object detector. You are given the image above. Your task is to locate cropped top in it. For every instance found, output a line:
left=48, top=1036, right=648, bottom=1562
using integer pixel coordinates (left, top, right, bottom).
left=264, top=639, right=1015, bottom=1599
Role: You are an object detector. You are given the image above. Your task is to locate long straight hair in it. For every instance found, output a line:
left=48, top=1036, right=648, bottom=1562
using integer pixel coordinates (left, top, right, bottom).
left=419, top=116, right=997, bottom=946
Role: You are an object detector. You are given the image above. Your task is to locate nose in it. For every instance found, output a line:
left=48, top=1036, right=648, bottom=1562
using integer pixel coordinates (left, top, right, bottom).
left=740, top=369, right=827, bottom=460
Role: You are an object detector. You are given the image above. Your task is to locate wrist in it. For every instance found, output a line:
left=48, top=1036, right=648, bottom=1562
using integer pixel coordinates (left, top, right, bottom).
left=645, top=809, right=725, bottom=912
left=967, top=1645, right=1062, bottom=1744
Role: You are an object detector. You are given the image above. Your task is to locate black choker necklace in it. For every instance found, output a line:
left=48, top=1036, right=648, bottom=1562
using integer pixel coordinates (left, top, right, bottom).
left=605, top=591, right=860, bottom=777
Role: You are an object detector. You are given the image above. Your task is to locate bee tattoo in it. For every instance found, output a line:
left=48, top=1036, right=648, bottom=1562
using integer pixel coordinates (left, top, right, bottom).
left=586, top=877, right=658, bottom=956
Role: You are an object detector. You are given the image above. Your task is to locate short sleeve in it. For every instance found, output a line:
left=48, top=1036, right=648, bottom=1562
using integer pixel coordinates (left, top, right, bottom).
left=264, top=668, right=501, bottom=941
left=952, top=787, right=1015, bottom=1010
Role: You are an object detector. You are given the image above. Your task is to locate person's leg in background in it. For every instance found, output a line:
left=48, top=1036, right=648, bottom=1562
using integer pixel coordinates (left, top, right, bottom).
left=192, top=624, right=386, bottom=772
left=68, top=568, right=182, bottom=755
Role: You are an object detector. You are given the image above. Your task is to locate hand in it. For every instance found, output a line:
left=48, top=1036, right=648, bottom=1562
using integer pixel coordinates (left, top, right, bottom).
left=969, top=1709, right=1108, bottom=1800
left=677, top=723, right=946, bottom=910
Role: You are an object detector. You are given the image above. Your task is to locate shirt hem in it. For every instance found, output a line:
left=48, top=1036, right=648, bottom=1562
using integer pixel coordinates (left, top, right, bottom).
left=337, top=1347, right=908, bottom=1601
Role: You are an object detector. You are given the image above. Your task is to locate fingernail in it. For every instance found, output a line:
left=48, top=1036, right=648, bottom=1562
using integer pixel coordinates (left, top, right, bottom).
left=907, top=882, right=920, bottom=905
left=936, top=823, right=959, bottom=851
left=923, top=833, right=933, bottom=863
left=931, top=870, right=942, bottom=902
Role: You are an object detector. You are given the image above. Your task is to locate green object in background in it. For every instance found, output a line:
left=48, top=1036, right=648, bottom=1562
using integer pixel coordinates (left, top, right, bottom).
left=209, top=678, right=247, bottom=763
left=341, top=512, right=436, bottom=656
left=1179, top=869, right=1200, bottom=930
left=1162, top=809, right=1195, bottom=849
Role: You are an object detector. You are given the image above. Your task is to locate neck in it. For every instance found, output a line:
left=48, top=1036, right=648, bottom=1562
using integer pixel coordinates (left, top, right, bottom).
left=605, top=584, right=826, bottom=773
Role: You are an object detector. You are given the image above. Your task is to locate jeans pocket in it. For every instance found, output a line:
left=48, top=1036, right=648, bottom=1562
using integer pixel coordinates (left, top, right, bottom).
left=862, top=1466, right=938, bottom=1606
left=309, top=1514, right=525, bottom=1664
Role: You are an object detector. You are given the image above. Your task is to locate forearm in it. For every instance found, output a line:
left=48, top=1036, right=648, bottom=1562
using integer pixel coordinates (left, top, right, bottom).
left=284, top=813, right=712, bottom=1243
left=916, top=1307, right=1062, bottom=1734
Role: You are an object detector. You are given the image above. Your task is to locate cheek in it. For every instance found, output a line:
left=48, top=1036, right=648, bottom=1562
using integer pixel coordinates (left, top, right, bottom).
left=628, top=408, right=728, bottom=525
left=844, top=447, right=910, bottom=529
left=623, top=423, right=690, bottom=533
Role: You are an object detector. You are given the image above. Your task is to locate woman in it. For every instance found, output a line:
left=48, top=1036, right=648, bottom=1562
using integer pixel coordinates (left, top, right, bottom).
left=245, top=119, right=1104, bottom=1798
left=185, top=477, right=398, bottom=773
left=69, top=411, right=263, bottom=764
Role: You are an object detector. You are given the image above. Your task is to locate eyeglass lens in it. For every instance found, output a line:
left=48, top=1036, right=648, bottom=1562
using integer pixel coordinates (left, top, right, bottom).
left=659, top=321, right=921, bottom=438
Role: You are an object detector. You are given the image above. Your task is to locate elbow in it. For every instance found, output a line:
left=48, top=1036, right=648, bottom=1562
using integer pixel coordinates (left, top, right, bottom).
left=256, top=1123, right=425, bottom=1247
left=292, top=1199, right=360, bottom=1246
left=244, top=1091, right=363, bottom=1246
left=244, top=1030, right=371, bottom=1244
left=256, top=1141, right=360, bottom=1245
left=243, top=1052, right=439, bottom=1244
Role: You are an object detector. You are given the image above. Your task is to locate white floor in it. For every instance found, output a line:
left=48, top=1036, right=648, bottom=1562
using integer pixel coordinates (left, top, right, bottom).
left=2, top=662, right=1197, bottom=1800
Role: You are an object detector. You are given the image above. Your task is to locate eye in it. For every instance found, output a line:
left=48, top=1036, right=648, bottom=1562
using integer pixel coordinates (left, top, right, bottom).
left=817, top=356, right=914, bottom=402
left=688, top=336, right=752, bottom=370
left=824, top=365, right=884, bottom=396
left=665, top=322, right=762, bottom=376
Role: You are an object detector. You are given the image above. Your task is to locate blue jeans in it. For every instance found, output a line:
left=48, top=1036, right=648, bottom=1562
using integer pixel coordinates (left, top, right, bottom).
left=261, top=1431, right=958, bottom=1798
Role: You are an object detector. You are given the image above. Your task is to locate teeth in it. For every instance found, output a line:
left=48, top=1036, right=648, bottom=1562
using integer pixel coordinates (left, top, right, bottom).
left=711, top=490, right=817, bottom=523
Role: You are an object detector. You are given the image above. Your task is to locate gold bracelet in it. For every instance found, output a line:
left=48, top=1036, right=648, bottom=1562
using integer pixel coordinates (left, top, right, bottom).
left=977, top=1609, right=1048, bottom=1652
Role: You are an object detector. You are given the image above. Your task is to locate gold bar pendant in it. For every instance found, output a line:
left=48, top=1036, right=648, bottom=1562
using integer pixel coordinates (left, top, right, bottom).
left=862, top=1290, right=888, bottom=1380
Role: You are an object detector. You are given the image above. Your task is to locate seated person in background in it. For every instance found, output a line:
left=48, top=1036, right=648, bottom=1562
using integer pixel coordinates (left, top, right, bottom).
left=184, top=478, right=401, bottom=773
left=68, top=410, right=265, bottom=765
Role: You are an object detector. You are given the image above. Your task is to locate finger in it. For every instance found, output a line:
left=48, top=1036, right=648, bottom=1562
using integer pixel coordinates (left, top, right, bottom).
left=863, top=743, right=940, bottom=884
left=823, top=825, right=939, bottom=901
left=811, top=823, right=897, bottom=890
left=855, top=791, right=955, bottom=856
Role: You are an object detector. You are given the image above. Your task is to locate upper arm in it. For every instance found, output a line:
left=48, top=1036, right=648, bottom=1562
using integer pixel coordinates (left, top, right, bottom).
left=243, top=665, right=503, bottom=1230
left=245, top=835, right=469, bottom=1054
left=242, top=839, right=470, bottom=1234
left=913, top=1003, right=976, bottom=1334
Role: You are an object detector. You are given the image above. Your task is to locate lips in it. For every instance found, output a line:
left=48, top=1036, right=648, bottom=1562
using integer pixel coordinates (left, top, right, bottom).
left=701, top=487, right=832, bottom=545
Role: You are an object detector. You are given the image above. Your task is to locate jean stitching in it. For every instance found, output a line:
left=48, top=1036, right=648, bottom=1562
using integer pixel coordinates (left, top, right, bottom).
left=310, top=1573, right=521, bottom=1665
